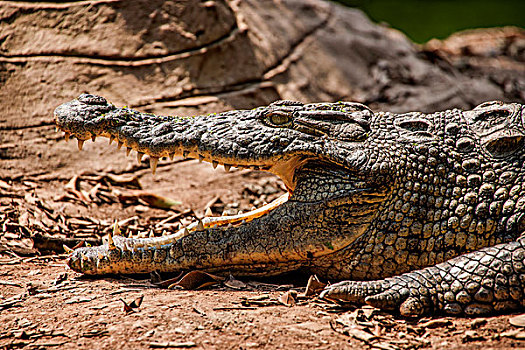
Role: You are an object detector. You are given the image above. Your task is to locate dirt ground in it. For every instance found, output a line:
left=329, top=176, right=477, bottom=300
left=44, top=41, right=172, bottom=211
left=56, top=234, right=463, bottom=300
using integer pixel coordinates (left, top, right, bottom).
left=2, top=0, right=525, bottom=349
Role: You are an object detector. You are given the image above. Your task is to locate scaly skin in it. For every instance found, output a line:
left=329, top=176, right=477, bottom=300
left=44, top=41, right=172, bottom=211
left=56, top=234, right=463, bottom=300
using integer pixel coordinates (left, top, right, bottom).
left=55, top=94, right=525, bottom=316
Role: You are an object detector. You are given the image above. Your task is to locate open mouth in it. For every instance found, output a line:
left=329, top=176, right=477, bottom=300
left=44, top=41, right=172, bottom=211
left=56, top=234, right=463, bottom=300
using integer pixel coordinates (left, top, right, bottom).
left=56, top=125, right=297, bottom=238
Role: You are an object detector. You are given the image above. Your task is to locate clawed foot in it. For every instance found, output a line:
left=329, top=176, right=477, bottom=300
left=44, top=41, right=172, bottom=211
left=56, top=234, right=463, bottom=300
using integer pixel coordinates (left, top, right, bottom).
left=320, top=277, right=432, bottom=317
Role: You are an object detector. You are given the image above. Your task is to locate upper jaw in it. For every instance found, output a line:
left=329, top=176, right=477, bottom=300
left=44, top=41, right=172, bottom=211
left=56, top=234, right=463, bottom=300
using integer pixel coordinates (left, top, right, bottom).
left=54, top=94, right=372, bottom=197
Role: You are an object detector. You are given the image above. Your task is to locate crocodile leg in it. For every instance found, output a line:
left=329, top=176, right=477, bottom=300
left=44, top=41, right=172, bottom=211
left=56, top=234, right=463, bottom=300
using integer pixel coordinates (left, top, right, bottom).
left=321, top=237, right=525, bottom=316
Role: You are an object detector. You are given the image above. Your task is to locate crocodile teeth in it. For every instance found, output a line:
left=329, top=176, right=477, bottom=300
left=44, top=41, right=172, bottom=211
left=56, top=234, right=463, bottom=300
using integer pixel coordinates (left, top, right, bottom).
left=77, top=139, right=84, bottom=151
left=224, top=164, right=231, bottom=172
left=64, top=132, right=70, bottom=141
left=91, top=134, right=96, bottom=142
left=113, top=220, right=122, bottom=236
left=109, top=135, right=115, bottom=145
left=118, top=141, right=123, bottom=150
left=196, top=220, right=205, bottom=231
left=55, top=126, right=59, bottom=132
left=137, top=152, right=144, bottom=163
left=150, top=157, right=159, bottom=174
left=108, top=225, right=117, bottom=250
left=126, top=147, right=132, bottom=156
left=63, top=244, right=73, bottom=254
left=212, top=160, right=218, bottom=169
left=205, top=207, right=213, bottom=217
left=184, top=227, right=190, bottom=235
left=149, top=230, right=154, bottom=238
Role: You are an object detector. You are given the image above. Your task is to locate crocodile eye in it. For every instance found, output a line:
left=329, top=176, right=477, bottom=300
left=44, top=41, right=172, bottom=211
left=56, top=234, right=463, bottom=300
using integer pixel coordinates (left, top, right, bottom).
left=266, top=111, right=293, bottom=127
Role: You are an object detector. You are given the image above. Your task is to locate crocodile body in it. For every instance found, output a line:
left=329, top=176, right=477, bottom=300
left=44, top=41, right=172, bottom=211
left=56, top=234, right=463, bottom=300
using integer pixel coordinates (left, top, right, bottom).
left=55, top=94, right=525, bottom=316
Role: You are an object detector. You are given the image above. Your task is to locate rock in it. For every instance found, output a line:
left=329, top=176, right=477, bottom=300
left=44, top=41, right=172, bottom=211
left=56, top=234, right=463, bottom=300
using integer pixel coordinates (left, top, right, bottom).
left=1, top=0, right=524, bottom=177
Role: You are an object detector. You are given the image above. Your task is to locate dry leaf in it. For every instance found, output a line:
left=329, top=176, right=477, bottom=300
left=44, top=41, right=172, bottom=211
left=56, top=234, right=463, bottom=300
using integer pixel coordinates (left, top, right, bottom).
left=167, top=271, right=224, bottom=290
left=278, top=291, right=296, bottom=307
left=223, top=274, right=247, bottom=290
left=509, top=314, right=525, bottom=328
left=120, top=295, right=144, bottom=313
left=104, top=174, right=142, bottom=189
left=346, top=327, right=377, bottom=342
left=501, top=330, right=525, bottom=340
left=419, top=318, right=452, bottom=329
left=119, top=298, right=134, bottom=313
left=303, top=275, right=327, bottom=297
left=130, top=295, right=144, bottom=308
left=118, top=190, right=181, bottom=209
left=462, top=330, right=485, bottom=342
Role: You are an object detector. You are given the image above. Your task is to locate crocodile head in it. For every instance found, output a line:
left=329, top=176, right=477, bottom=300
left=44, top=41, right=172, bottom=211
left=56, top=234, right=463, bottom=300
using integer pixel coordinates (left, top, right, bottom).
left=54, top=94, right=391, bottom=273
left=55, top=94, right=380, bottom=193
left=54, top=94, right=525, bottom=278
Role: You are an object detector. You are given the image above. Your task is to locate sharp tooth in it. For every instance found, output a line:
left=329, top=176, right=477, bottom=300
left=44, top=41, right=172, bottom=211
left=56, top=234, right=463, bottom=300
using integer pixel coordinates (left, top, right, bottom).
left=109, top=135, right=115, bottom=145
left=196, top=220, right=204, bottom=231
left=183, top=151, right=189, bottom=158
left=199, top=155, right=204, bottom=163
left=55, top=126, right=59, bottom=132
left=137, top=152, right=144, bottom=163
left=108, top=221, right=118, bottom=250
left=91, top=134, right=97, bottom=142
left=150, top=157, right=159, bottom=174
left=149, top=230, right=155, bottom=238
left=63, top=245, right=73, bottom=254
left=64, top=132, right=70, bottom=141
left=108, top=235, right=116, bottom=250
left=238, top=210, right=243, bottom=215
left=126, top=147, right=132, bottom=156
left=224, top=164, right=231, bottom=172
left=205, top=207, right=213, bottom=217
left=184, top=227, right=190, bottom=235
left=113, top=220, right=122, bottom=236
left=212, top=160, right=218, bottom=169
left=77, top=139, right=84, bottom=150
left=118, top=141, right=123, bottom=150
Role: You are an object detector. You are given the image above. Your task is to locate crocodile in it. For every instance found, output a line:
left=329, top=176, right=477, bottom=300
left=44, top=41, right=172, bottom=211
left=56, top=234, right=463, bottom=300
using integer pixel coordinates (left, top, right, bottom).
left=54, top=93, right=525, bottom=317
